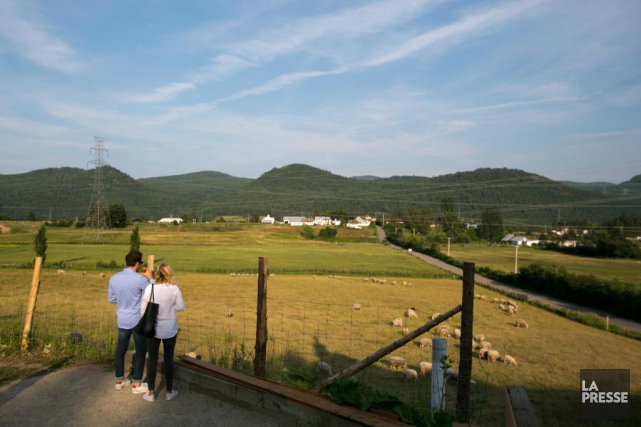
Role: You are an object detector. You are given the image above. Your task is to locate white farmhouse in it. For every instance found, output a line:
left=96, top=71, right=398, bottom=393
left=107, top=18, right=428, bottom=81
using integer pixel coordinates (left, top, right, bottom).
left=261, top=215, right=275, bottom=224
left=314, top=216, right=332, bottom=226
left=158, top=217, right=183, bottom=224
left=283, top=216, right=305, bottom=226
left=346, top=220, right=362, bottom=229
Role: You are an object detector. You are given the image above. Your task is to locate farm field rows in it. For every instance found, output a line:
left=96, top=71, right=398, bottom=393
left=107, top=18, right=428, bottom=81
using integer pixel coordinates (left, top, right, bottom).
left=443, top=243, right=641, bottom=284
left=1, top=269, right=640, bottom=426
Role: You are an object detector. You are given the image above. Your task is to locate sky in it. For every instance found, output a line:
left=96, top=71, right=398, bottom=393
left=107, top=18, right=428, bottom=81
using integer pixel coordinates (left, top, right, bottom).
left=0, top=0, right=640, bottom=184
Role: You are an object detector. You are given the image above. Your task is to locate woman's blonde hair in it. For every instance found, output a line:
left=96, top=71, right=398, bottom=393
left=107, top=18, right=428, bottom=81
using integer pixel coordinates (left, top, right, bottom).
left=155, top=263, right=175, bottom=284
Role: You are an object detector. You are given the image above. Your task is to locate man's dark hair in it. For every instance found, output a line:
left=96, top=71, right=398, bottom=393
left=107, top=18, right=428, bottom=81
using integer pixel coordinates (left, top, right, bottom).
left=125, top=250, right=143, bottom=267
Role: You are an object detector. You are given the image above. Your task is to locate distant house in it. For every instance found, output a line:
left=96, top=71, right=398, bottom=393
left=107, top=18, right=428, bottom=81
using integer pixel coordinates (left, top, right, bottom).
left=261, top=215, right=275, bottom=224
left=562, top=240, right=578, bottom=248
left=552, top=227, right=569, bottom=236
left=354, top=216, right=371, bottom=227
left=330, top=216, right=342, bottom=226
left=501, top=234, right=515, bottom=243
left=511, top=236, right=528, bottom=246
left=346, top=220, right=362, bottom=229
left=524, top=239, right=540, bottom=247
left=464, top=221, right=478, bottom=230
left=301, top=218, right=314, bottom=226
left=314, top=216, right=332, bottom=226
left=283, top=216, right=305, bottom=226
left=158, top=217, right=183, bottom=224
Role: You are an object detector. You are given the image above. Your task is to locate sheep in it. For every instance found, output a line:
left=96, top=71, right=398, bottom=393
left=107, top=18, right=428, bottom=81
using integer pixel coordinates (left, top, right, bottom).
left=226, top=309, right=234, bottom=317
left=481, top=341, right=492, bottom=350
left=380, top=279, right=386, bottom=284
left=508, top=306, right=516, bottom=316
left=100, top=272, right=106, bottom=278
left=405, top=282, right=414, bottom=288
left=317, top=361, right=333, bottom=376
left=391, top=280, right=397, bottom=285
left=363, top=278, right=369, bottom=283
left=515, top=319, right=529, bottom=328
left=419, top=361, right=432, bottom=375
left=500, top=299, right=507, bottom=304
left=81, top=271, right=88, bottom=277
left=403, top=369, right=418, bottom=381
left=402, top=327, right=410, bottom=336
left=431, top=313, right=440, bottom=321
left=507, top=300, right=518, bottom=308
left=492, top=298, right=500, bottom=303
left=351, top=303, right=361, bottom=311
left=454, top=328, right=461, bottom=339
left=419, top=338, right=432, bottom=349
left=389, top=356, right=406, bottom=370
left=437, top=327, right=450, bottom=338
left=57, top=269, right=66, bottom=275
left=487, top=350, right=500, bottom=362
left=504, top=355, right=518, bottom=366
left=402, top=281, right=407, bottom=286
left=406, top=308, right=418, bottom=319
left=479, top=348, right=489, bottom=360
left=392, top=318, right=403, bottom=327
left=498, top=303, right=507, bottom=312
left=473, top=334, right=485, bottom=343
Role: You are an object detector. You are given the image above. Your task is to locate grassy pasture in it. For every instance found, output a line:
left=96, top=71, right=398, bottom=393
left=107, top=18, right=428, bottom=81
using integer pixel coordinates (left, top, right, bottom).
left=444, top=243, right=641, bottom=284
left=1, top=269, right=639, bottom=426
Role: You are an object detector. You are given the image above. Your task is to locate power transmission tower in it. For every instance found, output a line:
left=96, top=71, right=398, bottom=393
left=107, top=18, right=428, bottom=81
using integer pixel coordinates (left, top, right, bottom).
left=84, top=137, right=111, bottom=240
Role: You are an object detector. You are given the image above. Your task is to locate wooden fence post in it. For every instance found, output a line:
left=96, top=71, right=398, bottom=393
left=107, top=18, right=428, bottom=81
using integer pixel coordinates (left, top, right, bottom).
left=456, top=262, right=475, bottom=423
left=147, top=255, right=154, bottom=274
left=254, top=257, right=268, bottom=378
left=21, top=257, right=43, bottom=352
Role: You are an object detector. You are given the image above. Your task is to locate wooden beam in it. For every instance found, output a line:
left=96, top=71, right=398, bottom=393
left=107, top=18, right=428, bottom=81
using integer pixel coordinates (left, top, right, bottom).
left=456, top=262, right=475, bottom=423
left=146, top=254, right=154, bottom=274
left=254, top=257, right=268, bottom=378
left=313, top=304, right=462, bottom=392
left=21, top=257, right=43, bottom=352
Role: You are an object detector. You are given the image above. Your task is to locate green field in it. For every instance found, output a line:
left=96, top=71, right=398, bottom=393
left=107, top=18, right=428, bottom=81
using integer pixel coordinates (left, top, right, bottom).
left=442, top=243, right=641, bottom=284
left=1, top=223, right=640, bottom=425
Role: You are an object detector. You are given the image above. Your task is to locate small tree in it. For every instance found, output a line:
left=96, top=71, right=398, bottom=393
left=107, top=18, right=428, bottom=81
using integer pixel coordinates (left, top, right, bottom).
left=301, top=225, right=315, bottom=240
left=34, top=224, right=48, bottom=265
left=319, top=227, right=337, bottom=239
left=129, top=226, right=141, bottom=252
left=108, top=204, right=127, bottom=228
left=26, top=211, right=36, bottom=221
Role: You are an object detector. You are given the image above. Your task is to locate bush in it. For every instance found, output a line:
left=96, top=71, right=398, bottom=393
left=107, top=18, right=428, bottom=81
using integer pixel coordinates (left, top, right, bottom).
left=318, top=227, right=337, bottom=239
left=96, top=260, right=120, bottom=269
left=301, top=225, right=315, bottom=240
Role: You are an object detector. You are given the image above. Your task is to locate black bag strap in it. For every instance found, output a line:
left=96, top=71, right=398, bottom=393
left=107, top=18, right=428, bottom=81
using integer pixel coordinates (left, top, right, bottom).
left=149, top=281, right=155, bottom=304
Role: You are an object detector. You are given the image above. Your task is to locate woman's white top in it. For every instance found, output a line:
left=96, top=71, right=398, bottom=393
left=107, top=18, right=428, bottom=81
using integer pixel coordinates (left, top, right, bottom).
left=141, top=283, right=185, bottom=339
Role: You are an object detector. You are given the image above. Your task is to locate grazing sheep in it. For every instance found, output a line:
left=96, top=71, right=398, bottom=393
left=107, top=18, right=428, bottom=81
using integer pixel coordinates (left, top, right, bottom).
left=351, top=303, right=361, bottom=311
left=516, top=319, right=529, bottom=328
left=507, top=300, right=518, bottom=308
left=391, top=280, right=397, bottom=285
left=81, top=271, right=88, bottom=277
left=481, top=341, right=492, bottom=350
left=226, top=309, right=233, bottom=317
left=402, top=281, right=407, bottom=286
left=454, top=328, right=461, bottom=339
left=500, top=299, right=507, bottom=304
left=419, top=338, right=432, bottom=349
left=419, top=361, right=432, bottom=375
left=100, top=272, right=106, bottom=278
left=492, top=298, right=500, bottom=303
left=406, top=308, right=418, bottom=319
left=57, top=269, right=66, bottom=275
left=363, top=278, right=369, bottom=282
left=508, top=306, right=516, bottom=315
left=498, top=303, right=507, bottom=312
left=479, top=348, right=489, bottom=360
left=437, top=327, right=450, bottom=338
left=317, top=361, right=333, bottom=376
left=402, top=327, right=410, bottom=336
left=431, top=313, right=440, bottom=321
left=405, top=282, right=414, bottom=288
left=504, top=355, right=518, bottom=366
left=392, top=318, right=403, bottom=327
left=487, top=350, right=500, bottom=362
left=186, top=352, right=197, bottom=358
left=473, top=334, right=485, bottom=343
left=403, top=369, right=418, bottom=381
left=389, top=356, right=407, bottom=370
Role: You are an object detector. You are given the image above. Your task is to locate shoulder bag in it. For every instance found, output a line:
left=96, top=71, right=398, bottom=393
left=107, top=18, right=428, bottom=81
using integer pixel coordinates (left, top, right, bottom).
left=134, top=282, right=158, bottom=338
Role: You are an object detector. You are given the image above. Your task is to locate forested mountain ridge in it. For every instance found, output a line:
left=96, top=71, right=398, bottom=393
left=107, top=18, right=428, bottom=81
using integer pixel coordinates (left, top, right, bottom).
left=1, top=164, right=640, bottom=224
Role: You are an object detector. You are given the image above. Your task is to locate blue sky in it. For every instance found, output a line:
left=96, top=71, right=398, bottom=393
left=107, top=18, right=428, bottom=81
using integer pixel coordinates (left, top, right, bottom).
left=1, top=0, right=640, bottom=183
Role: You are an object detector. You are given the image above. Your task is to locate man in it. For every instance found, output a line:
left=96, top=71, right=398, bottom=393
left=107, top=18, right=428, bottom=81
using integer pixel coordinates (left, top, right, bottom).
left=108, top=250, right=152, bottom=393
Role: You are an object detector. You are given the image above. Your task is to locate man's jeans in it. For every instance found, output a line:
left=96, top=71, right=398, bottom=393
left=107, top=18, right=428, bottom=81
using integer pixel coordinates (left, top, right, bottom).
left=115, top=327, right=147, bottom=381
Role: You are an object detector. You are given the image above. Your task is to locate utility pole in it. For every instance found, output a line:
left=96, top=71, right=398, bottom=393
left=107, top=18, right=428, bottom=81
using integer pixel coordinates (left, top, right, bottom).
left=84, top=136, right=111, bottom=241
left=514, top=244, right=519, bottom=274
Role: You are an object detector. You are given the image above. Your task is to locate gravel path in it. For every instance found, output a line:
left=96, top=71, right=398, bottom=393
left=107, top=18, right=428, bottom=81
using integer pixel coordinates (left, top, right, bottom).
left=0, top=364, right=285, bottom=427
left=377, top=226, right=641, bottom=333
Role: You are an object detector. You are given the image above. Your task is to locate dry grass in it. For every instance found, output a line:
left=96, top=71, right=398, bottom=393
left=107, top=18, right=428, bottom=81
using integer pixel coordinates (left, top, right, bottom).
left=2, top=269, right=640, bottom=425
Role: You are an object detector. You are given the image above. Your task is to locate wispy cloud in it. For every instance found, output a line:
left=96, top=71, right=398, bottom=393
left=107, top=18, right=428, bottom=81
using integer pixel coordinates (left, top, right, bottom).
left=124, top=82, right=196, bottom=104
left=0, top=0, right=83, bottom=74
left=608, top=84, right=641, bottom=107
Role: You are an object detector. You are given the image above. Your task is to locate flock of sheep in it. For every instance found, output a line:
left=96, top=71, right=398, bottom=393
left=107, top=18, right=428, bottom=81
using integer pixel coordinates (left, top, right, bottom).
left=57, top=269, right=106, bottom=278
left=331, top=295, right=529, bottom=383
left=362, top=278, right=414, bottom=287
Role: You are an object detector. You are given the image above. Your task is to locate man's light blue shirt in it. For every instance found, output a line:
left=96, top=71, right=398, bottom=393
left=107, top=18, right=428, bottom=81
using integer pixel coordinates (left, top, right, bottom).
left=108, top=269, right=151, bottom=329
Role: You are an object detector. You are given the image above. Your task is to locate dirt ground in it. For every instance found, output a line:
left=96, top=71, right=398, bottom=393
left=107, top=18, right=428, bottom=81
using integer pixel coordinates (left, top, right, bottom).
left=0, top=363, right=285, bottom=427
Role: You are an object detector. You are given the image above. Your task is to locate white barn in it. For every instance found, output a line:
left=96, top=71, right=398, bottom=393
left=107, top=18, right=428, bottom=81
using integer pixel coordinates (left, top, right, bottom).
left=158, top=217, right=183, bottom=224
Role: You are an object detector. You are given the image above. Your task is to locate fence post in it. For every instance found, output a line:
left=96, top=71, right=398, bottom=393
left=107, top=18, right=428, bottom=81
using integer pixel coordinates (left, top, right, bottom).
left=456, top=262, right=475, bottom=423
left=605, top=316, right=609, bottom=331
left=21, top=257, right=43, bottom=352
left=147, top=254, right=154, bottom=273
left=254, top=257, right=268, bottom=378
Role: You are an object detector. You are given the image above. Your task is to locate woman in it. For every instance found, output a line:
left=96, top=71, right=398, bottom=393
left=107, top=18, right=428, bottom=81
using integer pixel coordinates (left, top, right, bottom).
left=141, top=263, right=185, bottom=402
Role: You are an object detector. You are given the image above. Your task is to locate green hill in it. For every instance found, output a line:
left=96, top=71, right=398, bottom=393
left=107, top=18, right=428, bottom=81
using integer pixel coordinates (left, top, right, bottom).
left=1, top=164, right=640, bottom=224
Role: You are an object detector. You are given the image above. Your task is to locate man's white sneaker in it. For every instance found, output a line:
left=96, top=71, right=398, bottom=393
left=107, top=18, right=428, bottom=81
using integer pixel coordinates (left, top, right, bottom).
left=143, top=393, right=155, bottom=402
left=132, top=383, right=149, bottom=394
left=115, top=378, right=131, bottom=390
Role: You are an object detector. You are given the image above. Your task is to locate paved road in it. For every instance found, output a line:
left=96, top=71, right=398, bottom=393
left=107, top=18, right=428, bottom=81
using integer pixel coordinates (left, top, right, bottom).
left=377, top=226, right=641, bottom=333
left=0, top=363, right=284, bottom=427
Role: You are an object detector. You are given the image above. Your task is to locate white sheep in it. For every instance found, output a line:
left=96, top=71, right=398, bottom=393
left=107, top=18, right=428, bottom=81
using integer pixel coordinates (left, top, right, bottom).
left=487, top=350, right=500, bottom=362
left=402, top=327, right=410, bottom=336
left=403, top=369, right=418, bottom=381
left=492, top=298, right=500, bottom=303
left=317, top=361, right=333, bottom=376
left=81, top=271, right=87, bottom=277
left=57, top=269, right=66, bottom=275
left=479, top=348, right=489, bottom=360
left=431, top=313, right=440, bottom=321
left=391, top=280, right=397, bottom=285
left=498, top=303, right=507, bottom=312
left=351, top=303, right=361, bottom=311
left=515, top=319, right=529, bottom=328
left=363, top=278, right=369, bottom=282
left=419, top=361, right=432, bottom=375
left=392, top=318, right=404, bottom=327
left=100, top=272, right=106, bottom=278
left=437, top=327, right=450, bottom=338
left=473, top=334, right=485, bottom=343
left=481, top=341, right=492, bottom=350
left=406, top=308, right=418, bottom=319
left=508, top=306, right=516, bottom=316
left=389, top=356, right=406, bottom=370
left=226, top=309, right=233, bottom=317
left=454, top=328, right=461, bottom=339
left=504, top=355, right=518, bottom=366
left=419, top=338, right=432, bottom=350
left=405, top=282, right=414, bottom=288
